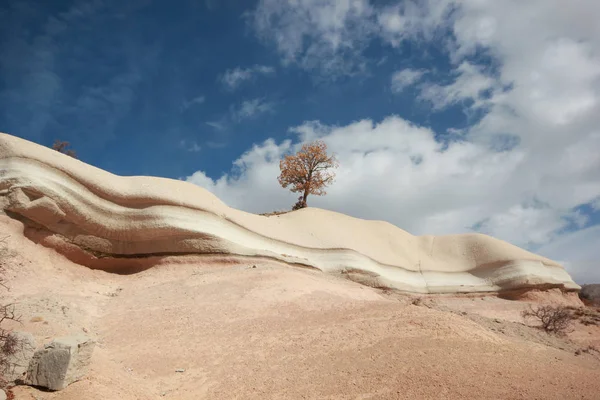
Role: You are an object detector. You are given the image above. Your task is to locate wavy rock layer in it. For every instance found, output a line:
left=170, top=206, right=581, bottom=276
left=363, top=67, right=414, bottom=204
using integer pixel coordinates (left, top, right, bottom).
left=0, top=133, right=579, bottom=294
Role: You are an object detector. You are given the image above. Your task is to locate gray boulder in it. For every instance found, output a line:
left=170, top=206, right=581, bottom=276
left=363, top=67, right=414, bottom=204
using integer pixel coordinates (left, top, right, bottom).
left=2, top=331, right=36, bottom=382
left=25, top=335, right=94, bottom=391
left=580, top=284, right=600, bottom=306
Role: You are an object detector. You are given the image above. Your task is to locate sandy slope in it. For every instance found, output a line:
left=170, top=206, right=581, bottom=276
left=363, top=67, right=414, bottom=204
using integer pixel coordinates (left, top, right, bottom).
left=0, top=133, right=578, bottom=293
left=1, top=217, right=598, bottom=400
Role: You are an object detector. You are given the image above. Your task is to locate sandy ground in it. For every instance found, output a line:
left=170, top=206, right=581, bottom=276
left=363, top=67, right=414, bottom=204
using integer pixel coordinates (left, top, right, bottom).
left=1, top=217, right=599, bottom=400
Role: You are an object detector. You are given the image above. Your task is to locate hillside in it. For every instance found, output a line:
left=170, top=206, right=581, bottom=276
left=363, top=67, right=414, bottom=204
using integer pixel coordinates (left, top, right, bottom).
left=1, top=133, right=599, bottom=399
left=0, top=133, right=578, bottom=294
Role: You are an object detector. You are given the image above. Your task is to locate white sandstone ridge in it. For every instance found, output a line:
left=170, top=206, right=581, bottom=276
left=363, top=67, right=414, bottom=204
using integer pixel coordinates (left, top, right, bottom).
left=0, top=132, right=579, bottom=294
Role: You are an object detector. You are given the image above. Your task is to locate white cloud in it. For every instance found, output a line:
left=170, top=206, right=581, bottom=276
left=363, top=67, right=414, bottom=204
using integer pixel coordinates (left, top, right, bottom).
left=474, top=205, right=581, bottom=249
left=537, top=225, right=600, bottom=284
left=186, top=138, right=294, bottom=210
left=250, top=0, right=458, bottom=76
left=219, top=0, right=600, bottom=282
left=391, top=68, right=425, bottom=93
left=186, top=114, right=599, bottom=276
left=184, top=116, right=529, bottom=239
left=179, top=139, right=202, bottom=152
left=220, top=65, right=275, bottom=90
left=188, top=143, right=202, bottom=152
left=231, top=98, right=275, bottom=121
left=377, top=0, right=454, bottom=47
left=181, top=95, right=205, bottom=111
left=251, top=0, right=374, bottom=76
left=205, top=121, right=226, bottom=131
left=419, top=62, right=499, bottom=109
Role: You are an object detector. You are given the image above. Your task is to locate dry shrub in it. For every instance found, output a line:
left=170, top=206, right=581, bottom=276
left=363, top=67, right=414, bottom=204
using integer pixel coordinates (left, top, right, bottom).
left=411, top=297, right=423, bottom=306
left=521, top=304, right=573, bottom=334
left=0, top=237, right=24, bottom=386
left=569, top=306, right=600, bottom=326
left=259, top=210, right=291, bottom=217
left=51, top=140, right=77, bottom=159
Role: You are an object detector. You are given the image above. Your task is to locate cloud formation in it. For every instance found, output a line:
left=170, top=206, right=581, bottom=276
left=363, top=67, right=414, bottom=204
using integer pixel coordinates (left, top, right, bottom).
left=391, top=68, right=425, bottom=93
left=251, top=0, right=375, bottom=76
left=181, top=95, right=205, bottom=111
left=186, top=0, right=600, bottom=283
left=179, top=139, right=202, bottom=152
left=231, top=98, right=275, bottom=121
left=220, top=65, right=275, bottom=90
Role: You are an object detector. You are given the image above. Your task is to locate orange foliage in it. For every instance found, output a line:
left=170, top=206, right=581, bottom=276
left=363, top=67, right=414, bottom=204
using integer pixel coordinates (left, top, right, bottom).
left=52, top=140, right=77, bottom=159
left=278, top=140, right=338, bottom=208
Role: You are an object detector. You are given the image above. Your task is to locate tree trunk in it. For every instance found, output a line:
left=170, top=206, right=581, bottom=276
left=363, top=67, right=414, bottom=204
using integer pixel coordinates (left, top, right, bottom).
left=302, top=187, right=309, bottom=205
left=303, top=173, right=312, bottom=205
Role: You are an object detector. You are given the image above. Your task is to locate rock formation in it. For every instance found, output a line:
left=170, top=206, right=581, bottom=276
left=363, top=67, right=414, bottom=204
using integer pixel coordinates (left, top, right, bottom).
left=25, top=335, right=94, bottom=391
left=0, top=132, right=579, bottom=294
left=580, top=284, right=600, bottom=306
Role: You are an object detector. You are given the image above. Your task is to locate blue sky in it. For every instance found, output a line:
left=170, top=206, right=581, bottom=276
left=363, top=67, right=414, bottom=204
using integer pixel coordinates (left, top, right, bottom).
left=1, top=0, right=599, bottom=283
left=0, top=0, right=472, bottom=178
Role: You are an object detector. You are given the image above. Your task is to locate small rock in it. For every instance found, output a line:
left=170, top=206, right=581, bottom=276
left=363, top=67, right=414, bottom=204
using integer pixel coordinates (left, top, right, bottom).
left=4, top=331, right=36, bottom=383
left=494, top=318, right=501, bottom=323
left=175, top=368, right=185, bottom=373
left=25, top=335, right=95, bottom=391
left=252, top=265, right=257, bottom=269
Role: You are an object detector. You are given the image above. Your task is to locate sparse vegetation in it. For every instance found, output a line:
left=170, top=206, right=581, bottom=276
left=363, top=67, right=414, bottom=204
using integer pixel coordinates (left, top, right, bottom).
left=259, top=210, right=291, bottom=217
left=411, top=297, right=423, bottom=306
left=0, top=237, right=24, bottom=388
left=567, top=306, right=600, bottom=326
left=52, top=140, right=77, bottom=159
left=575, top=345, right=599, bottom=356
left=278, top=140, right=338, bottom=209
left=521, top=304, right=573, bottom=334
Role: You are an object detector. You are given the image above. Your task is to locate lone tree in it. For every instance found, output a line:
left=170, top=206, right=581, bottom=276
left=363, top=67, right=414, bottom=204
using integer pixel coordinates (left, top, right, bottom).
left=278, top=140, right=338, bottom=210
left=52, top=140, right=77, bottom=159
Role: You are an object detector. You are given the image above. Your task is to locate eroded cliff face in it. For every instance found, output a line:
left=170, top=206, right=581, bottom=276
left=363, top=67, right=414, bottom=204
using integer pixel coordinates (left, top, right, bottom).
left=0, top=132, right=580, bottom=294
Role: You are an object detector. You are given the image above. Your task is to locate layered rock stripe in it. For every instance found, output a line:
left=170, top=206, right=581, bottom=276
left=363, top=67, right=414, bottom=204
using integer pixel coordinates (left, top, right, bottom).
left=0, top=133, right=578, bottom=293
